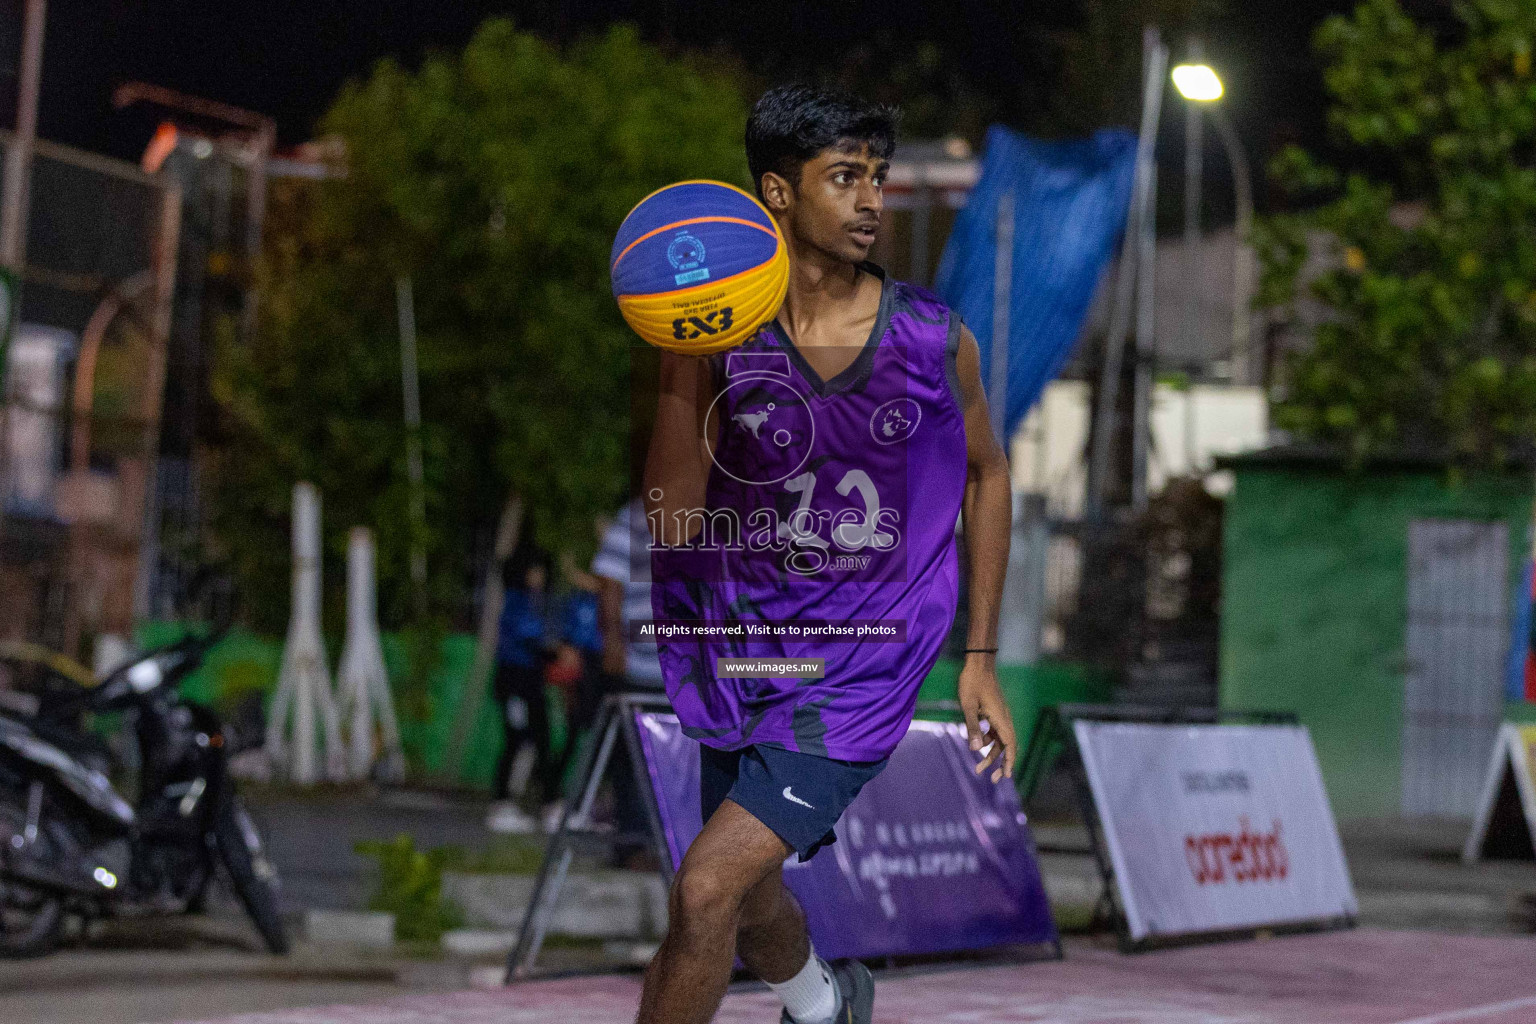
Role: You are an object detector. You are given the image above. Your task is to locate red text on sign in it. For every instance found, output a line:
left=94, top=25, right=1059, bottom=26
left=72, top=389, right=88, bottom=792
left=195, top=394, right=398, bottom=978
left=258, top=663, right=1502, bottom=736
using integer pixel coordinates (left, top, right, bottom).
left=1184, top=817, right=1289, bottom=885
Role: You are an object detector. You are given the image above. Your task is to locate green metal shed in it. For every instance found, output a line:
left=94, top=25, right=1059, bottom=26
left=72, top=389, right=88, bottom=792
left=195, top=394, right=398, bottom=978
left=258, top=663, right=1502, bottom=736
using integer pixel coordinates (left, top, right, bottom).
left=1218, top=448, right=1534, bottom=820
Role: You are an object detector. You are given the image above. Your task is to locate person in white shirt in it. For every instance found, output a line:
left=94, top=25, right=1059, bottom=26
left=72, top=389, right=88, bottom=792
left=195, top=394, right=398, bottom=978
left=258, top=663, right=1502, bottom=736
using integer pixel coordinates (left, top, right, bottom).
left=567, top=496, right=667, bottom=866
left=591, top=496, right=664, bottom=688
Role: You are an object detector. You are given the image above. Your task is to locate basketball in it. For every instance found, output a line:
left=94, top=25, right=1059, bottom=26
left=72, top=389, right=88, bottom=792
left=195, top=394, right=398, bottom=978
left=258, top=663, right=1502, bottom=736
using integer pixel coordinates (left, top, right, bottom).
left=610, top=180, right=788, bottom=354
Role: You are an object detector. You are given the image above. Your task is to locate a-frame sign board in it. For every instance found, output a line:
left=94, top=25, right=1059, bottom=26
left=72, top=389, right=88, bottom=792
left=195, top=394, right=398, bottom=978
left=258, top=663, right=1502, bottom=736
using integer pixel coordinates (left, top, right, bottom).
left=1463, top=724, right=1536, bottom=863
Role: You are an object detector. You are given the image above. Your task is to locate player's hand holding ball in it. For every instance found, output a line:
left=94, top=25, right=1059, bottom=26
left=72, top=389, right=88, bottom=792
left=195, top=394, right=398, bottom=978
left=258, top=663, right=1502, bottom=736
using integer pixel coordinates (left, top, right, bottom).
left=610, top=180, right=788, bottom=355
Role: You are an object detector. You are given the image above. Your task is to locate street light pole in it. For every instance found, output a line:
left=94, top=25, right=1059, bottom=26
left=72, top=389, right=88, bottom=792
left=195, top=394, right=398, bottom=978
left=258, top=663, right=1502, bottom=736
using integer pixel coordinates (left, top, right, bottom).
left=990, top=189, right=1014, bottom=448
left=395, top=275, right=429, bottom=617
left=1170, top=51, right=1254, bottom=471
left=1087, top=26, right=1168, bottom=518
left=1208, top=103, right=1253, bottom=384
left=1182, top=38, right=1204, bottom=475
left=0, top=0, right=46, bottom=272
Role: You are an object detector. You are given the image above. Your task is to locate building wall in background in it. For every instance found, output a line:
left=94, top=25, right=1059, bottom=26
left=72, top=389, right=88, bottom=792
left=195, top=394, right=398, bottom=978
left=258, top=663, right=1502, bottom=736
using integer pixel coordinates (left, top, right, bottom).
left=1010, top=379, right=1268, bottom=517
left=1220, top=462, right=1532, bottom=819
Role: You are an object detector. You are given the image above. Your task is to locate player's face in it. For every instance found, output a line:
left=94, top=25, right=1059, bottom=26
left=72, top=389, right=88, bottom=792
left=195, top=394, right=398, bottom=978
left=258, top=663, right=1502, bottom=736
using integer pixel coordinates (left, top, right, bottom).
left=787, top=143, right=888, bottom=264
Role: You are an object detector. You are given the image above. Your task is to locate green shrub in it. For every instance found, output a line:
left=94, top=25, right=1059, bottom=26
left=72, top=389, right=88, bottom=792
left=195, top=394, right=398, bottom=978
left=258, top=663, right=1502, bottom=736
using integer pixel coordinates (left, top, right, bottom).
left=354, top=834, right=464, bottom=943
left=436, top=835, right=546, bottom=875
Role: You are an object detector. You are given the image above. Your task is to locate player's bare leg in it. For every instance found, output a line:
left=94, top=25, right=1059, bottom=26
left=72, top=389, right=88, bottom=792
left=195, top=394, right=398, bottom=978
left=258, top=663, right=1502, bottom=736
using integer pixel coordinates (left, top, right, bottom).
left=736, top=866, right=811, bottom=983
left=635, top=799, right=795, bottom=1024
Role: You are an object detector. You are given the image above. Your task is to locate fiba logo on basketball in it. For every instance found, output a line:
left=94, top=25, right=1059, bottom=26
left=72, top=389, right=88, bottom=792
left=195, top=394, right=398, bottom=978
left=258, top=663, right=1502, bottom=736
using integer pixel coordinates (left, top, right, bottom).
left=666, top=231, right=709, bottom=285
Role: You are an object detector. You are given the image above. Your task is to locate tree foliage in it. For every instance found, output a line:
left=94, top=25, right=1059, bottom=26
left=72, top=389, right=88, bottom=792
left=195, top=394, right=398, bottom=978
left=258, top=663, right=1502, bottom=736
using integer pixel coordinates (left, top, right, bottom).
left=811, top=2, right=1226, bottom=144
left=1040, top=0, right=1226, bottom=135
left=1255, top=0, right=1536, bottom=465
left=210, top=20, right=749, bottom=632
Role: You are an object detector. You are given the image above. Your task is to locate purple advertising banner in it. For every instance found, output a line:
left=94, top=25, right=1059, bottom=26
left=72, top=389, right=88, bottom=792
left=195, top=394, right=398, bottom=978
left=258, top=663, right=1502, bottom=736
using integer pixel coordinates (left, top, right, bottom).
left=634, top=712, right=1058, bottom=961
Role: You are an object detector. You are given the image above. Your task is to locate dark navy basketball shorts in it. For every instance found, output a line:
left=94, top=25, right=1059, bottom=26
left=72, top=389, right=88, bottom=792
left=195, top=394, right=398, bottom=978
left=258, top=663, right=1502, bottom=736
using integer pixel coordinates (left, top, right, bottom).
left=699, top=743, right=888, bottom=861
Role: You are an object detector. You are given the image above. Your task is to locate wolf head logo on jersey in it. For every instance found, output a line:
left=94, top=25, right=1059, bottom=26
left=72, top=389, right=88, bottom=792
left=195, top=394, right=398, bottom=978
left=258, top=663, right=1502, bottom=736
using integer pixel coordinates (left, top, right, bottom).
left=870, top=398, right=921, bottom=445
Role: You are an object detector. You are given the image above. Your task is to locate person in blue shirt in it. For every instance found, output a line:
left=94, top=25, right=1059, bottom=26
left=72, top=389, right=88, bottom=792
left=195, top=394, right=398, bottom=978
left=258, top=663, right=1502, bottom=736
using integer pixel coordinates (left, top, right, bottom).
left=561, top=585, right=603, bottom=665
left=490, top=539, right=558, bottom=827
left=548, top=567, right=603, bottom=803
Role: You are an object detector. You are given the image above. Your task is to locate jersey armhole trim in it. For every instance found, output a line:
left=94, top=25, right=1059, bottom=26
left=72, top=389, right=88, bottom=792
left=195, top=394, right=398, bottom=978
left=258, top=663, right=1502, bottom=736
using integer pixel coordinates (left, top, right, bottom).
left=943, top=312, right=964, bottom=413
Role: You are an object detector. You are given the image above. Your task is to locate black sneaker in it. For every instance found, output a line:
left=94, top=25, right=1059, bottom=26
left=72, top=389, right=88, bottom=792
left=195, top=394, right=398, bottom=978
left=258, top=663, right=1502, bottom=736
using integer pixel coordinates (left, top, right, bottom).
left=829, top=959, right=874, bottom=1023
left=779, top=958, right=874, bottom=1024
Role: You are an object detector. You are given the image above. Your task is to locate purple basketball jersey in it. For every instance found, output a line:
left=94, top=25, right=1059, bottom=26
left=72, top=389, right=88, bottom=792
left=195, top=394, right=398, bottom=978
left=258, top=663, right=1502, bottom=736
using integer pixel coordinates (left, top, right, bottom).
left=652, top=264, right=968, bottom=762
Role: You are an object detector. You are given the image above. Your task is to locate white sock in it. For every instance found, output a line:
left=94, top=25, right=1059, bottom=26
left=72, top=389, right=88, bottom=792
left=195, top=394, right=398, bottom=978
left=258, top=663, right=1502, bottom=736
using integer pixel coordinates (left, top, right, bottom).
left=767, top=949, right=839, bottom=1024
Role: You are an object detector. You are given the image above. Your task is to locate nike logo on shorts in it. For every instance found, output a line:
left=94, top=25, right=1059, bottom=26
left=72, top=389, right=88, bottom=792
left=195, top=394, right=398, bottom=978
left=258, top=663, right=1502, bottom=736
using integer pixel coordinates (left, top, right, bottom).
left=782, top=786, right=815, bottom=809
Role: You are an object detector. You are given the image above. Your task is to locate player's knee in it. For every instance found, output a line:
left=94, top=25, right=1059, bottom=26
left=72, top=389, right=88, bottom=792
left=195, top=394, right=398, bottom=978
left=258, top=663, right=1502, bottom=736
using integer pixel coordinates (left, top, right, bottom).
left=669, top=863, right=744, bottom=933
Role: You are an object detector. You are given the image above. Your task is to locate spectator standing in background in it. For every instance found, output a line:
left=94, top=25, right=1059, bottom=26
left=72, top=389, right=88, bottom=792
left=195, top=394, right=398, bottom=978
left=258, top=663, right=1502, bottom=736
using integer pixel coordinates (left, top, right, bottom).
left=542, top=555, right=606, bottom=831
left=486, top=539, right=559, bottom=834
left=593, top=496, right=664, bottom=688
left=589, top=495, right=665, bottom=867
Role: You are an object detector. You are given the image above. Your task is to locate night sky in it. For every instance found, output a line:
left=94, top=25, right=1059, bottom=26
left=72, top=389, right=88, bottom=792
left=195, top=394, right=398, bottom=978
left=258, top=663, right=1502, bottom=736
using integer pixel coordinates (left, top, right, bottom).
left=3, top=1, right=1389, bottom=211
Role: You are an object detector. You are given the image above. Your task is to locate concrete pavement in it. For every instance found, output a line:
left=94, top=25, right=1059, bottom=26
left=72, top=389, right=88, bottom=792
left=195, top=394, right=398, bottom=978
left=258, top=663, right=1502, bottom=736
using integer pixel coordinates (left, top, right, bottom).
left=3, top=789, right=1534, bottom=1023
left=165, top=930, right=1536, bottom=1024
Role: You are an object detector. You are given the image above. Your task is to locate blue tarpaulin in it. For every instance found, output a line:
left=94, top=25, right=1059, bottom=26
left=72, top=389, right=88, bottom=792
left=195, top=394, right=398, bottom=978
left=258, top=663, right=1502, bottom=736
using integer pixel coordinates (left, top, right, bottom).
left=934, top=126, right=1137, bottom=439
left=1508, top=559, right=1534, bottom=702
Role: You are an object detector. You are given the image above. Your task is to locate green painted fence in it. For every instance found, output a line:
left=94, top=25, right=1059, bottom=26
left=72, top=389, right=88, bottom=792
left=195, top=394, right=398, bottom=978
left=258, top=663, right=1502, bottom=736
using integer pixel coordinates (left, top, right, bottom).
left=135, top=622, right=513, bottom=790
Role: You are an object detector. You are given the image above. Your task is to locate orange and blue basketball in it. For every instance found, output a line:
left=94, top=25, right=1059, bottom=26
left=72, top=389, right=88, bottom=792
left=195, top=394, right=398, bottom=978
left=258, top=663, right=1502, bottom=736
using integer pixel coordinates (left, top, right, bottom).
left=610, top=180, right=788, bottom=355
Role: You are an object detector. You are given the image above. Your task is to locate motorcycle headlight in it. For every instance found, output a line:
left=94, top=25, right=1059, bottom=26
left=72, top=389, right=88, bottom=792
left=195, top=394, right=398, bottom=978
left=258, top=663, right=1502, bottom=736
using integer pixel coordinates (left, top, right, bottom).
left=126, top=658, right=165, bottom=693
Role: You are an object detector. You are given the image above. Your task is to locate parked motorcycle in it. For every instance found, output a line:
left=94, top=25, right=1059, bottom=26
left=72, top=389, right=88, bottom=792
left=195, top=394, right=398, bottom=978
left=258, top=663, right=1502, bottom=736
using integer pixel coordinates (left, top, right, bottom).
left=0, top=630, right=288, bottom=957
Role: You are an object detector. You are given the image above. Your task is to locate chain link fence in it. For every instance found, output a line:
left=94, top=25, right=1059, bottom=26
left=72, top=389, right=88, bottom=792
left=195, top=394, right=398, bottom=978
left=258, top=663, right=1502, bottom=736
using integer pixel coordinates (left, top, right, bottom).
left=0, top=131, right=179, bottom=660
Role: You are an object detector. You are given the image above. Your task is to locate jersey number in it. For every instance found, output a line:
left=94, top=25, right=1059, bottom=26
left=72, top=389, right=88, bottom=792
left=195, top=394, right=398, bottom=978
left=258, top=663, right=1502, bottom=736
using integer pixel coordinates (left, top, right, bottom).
left=776, top=469, right=896, bottom=554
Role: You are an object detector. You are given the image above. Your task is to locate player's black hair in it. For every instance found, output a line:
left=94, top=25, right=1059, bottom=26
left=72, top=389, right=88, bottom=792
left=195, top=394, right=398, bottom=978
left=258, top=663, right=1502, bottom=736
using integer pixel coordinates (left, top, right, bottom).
left=745, top=84, right=900, bottom=202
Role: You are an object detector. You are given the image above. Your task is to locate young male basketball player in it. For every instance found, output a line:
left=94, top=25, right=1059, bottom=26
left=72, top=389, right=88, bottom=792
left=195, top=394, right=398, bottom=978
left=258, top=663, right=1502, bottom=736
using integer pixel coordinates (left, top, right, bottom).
left=638, top=84, right=1016, bottom=1024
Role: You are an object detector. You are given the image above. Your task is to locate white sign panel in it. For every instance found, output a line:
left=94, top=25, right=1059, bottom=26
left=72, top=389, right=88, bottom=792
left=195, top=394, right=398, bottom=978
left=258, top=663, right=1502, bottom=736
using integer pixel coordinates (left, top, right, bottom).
left=1074, top=721, right=1358, bottom=941
left=1463, top=724, right=1536, bottom=863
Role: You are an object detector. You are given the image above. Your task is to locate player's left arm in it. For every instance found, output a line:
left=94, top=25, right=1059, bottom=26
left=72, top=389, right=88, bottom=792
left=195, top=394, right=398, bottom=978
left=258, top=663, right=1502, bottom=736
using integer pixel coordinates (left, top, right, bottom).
left=953, top=322, right=1017, bottom=783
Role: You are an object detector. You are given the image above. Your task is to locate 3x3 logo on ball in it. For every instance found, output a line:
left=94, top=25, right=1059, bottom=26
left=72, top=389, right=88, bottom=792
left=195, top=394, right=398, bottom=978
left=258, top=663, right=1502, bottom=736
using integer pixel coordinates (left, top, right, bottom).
left=672, top=306, right=735, bottom=341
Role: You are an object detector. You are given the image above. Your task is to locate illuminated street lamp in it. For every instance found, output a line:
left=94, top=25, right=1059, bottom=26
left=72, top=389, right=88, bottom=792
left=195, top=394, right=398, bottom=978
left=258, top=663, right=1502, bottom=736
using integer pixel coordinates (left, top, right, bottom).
left=1171, top=64, right=1224, bottom=102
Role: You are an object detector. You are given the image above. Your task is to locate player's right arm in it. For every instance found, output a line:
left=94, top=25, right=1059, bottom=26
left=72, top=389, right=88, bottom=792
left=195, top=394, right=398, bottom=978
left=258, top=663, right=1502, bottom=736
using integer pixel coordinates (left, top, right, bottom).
left=643, top=352, right=715, bottom=546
